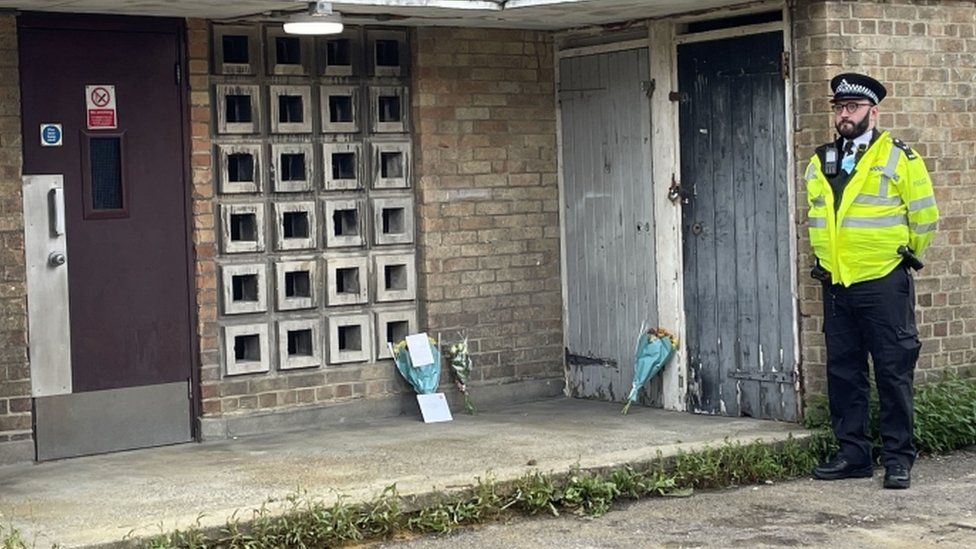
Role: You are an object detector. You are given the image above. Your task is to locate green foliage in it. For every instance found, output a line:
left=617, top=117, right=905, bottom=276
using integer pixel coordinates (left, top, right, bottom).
left=804, top=377, right=976, bottom=457
left=1, top=522, right=28, bottom=549
left=914, top=377, right=976, bottom=453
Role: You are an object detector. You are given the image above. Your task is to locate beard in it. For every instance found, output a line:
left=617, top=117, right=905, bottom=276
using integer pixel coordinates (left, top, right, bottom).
left=835, top=114, right=871, bottom=139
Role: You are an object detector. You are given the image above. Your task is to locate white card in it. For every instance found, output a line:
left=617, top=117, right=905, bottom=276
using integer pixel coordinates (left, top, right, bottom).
left=406, top=332, right=434, bottom=368
left=417, top=393, right=453, bottom=423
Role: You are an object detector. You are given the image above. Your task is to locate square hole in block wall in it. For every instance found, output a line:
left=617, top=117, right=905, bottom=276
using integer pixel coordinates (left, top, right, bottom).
left=370, top=87, right=408, bottom=133
left=214, top=26, right=259, bottom=74
left=276, top=36, right=301, bottom=65
left=319, top=30, right=360, bottom=76
left=384, top=264, right=407, bottom=291
left=231, top=213, right=257, bottom=242
left=380, top=152, right=403, bottom=178
left=281, top=153, right=306, bottom=181
left=222, top=263, right=267, bottom=314
left=336, top=267, right=360, bottom=294
left=334, top=208, right=358, bottom=237
left=275, top=260, right=317, bottom=311
left=217, top=85, right=260, bottom=134
left=326, top=256, right=368, bottom=306
left=374, top=309, right=417, bottom=359
left=371, top=142, right=410, bottom=189
left=288, top=329, right=313, bottom=356
left=232, top=273, right=258, bottom=301
left=267, top=29, right=310, bottom=75
left=277, top=319, right=320, bottom=370
left=332, top=152, right=356, bottom=180
left=283, top=211, right=309, bottom=238
left=330, top=96, right=353, bottom=122
left=375, top=40, right=399, bottom=68
left=274, top=202, right=316, bottom=250
left=387, top=320, right=408, bottom=344
left=271, top=86, right=312, bottom=133
left=223, top=35, right=249, bottom=64
left=278, top=95, right=304, bottom=123
left=338, top=324, right=362, bottom=352
left=327, top=314, right=371, bottom=364
left=223, top=324, right=270, bottom=376
left=272, top=144, right=313, bottom=192
left=322, top=143, right=361, bottom=190
left=221, top=204, right=265, bottom=253
left=368, top=30, right=407, bottom=77
left=382, top=207, right=404, bottom=235
left=218, top=144, right=263, bottom=194
left=235, top=334, right=260, bottom=361
left=372, top=197, right=414, bottom=245
left=285, top=270, right=310, bottom=298
left=374, top=253, right=416, bottom=302
left=226, top=95, right=252, bottom=123
left=228, top=153, right=254, bottom=182
left=323, top=198, right=364, bottom=248
left=378, top=96, right=400, bottom=123
left=321, top=86, right=359, bottom=133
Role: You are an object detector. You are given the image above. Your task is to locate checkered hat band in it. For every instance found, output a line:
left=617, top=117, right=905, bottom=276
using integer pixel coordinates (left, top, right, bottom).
left=835, top=79, right=879, bottom=103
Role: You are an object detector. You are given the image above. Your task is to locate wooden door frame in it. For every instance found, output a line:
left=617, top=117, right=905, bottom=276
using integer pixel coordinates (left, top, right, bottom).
left=554, top=3, right=797, bottom=414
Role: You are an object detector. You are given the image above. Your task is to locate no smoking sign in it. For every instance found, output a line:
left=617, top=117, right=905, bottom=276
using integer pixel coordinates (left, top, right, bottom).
left=85, top=84, right=117, bottom=129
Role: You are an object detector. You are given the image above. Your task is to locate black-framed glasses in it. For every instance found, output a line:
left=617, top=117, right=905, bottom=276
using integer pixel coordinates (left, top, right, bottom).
left=831, top=102, right=872, bottom=114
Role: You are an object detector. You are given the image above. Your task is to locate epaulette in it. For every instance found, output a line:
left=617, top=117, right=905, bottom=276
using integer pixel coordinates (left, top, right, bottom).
left=891, top=137, right=916, bottom=160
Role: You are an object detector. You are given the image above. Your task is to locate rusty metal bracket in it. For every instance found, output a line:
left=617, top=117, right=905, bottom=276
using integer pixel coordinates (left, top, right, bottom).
left=668, top=175, right=681, bottom=203
left=669, top=91, right=689, bottom=103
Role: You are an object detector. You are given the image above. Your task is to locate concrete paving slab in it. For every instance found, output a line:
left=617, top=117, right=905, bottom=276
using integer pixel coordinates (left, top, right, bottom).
left=0, top=397, right=809, bottom=548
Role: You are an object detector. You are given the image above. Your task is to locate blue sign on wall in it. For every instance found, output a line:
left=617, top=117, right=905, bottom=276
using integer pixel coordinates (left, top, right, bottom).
left=40, top=123, right=63, bottom=147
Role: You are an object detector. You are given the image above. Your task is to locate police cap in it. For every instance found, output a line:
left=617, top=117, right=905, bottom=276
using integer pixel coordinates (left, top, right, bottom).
left=830, top=72, right=887, bottom=105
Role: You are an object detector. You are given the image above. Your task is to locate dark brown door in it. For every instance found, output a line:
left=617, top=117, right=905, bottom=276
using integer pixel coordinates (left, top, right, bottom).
left=19, top=14, right=193, bottom=458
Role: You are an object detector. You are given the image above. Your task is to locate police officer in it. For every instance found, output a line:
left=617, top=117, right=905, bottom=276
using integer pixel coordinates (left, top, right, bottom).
left=805, top=73, right=939, bottom=489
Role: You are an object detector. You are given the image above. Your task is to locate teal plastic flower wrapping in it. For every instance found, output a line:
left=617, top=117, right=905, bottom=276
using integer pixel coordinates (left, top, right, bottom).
left=393, top=341, right=442, bottom=395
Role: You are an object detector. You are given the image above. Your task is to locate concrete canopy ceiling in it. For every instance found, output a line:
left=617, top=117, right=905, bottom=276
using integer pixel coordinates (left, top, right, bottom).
left=0, top=0, right=765, bottom=30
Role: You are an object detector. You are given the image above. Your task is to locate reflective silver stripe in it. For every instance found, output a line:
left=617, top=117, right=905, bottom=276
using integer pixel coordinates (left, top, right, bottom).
left=841, top=214, right=907, bottom=228
left=879, top=145, right=902, bottom=198
left=910, top=221, right=937, bottom=234
left=908, top=195, right=936, bottom=212
left=808, top=217, right=827, bottom=228
left=853, top=194, right=901, bottom=206
left=805, top=163, right=818, bottom=181
left=811, top=196, right=825, bottom=207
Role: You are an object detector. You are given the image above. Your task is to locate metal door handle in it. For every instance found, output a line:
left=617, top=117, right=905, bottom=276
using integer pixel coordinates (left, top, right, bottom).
left=50, top=188, right=65, bottom=236
left=48, top=251, right=66, bottom=267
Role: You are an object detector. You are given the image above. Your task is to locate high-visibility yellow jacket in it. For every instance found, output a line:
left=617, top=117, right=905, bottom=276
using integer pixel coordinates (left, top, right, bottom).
left=805, top=131, right=938, bottom=287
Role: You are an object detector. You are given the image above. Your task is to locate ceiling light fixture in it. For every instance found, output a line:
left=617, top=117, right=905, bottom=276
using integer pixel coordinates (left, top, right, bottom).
left=284, top=1, right=344, bottom=35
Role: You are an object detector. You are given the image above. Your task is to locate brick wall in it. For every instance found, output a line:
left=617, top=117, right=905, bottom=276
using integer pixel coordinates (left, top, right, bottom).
left=186, top=19, right=222, bottom=419
left=0, top=14, right=31, bottom=455
left=792, top=0, right=976, bottom=398
left=412, top=28, right=564, bottom=385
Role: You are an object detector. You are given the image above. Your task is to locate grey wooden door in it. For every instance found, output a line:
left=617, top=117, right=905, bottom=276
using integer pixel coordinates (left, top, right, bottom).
left=560, top=48, right=659, bottom=404
left=678, top=32, right=797, bottom=421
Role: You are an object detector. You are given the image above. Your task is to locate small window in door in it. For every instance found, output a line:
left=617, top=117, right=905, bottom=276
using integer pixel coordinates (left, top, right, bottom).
left=81, top=132, right=127, bottom=219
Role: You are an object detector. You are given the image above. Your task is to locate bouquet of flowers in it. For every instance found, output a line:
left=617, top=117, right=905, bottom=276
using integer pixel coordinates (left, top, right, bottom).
left=390, top=336, right=441, bottom=395
left=446, top=335, right=477, bottom=415
left=621, top=325, right=679, bottom=415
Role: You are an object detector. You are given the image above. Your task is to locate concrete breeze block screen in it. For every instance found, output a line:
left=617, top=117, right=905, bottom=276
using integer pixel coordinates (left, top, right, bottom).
left=212, top=23, right=417, bottom=379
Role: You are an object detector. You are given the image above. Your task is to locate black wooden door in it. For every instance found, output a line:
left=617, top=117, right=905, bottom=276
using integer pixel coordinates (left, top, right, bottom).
left=677, top=32, right=797, bottom=421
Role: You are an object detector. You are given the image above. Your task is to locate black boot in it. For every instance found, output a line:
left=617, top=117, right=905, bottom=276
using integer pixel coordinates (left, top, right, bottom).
left=812, top=457, right=874, bottom=480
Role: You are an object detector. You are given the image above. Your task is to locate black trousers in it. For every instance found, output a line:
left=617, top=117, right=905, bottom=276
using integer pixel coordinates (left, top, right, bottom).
left=822, top=266, right=920, bottom=468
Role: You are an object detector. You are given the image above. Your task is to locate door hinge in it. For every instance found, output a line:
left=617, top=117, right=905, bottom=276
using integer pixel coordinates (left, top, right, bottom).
left=669, top=91, right=689, bottom=103
left=175, top=63, right=182, bottom=85
left=780, top=51, right=790, bottom=80
left=641, top=79, right=655, bottom=97
left=728, top=370, right=796, bottom=384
